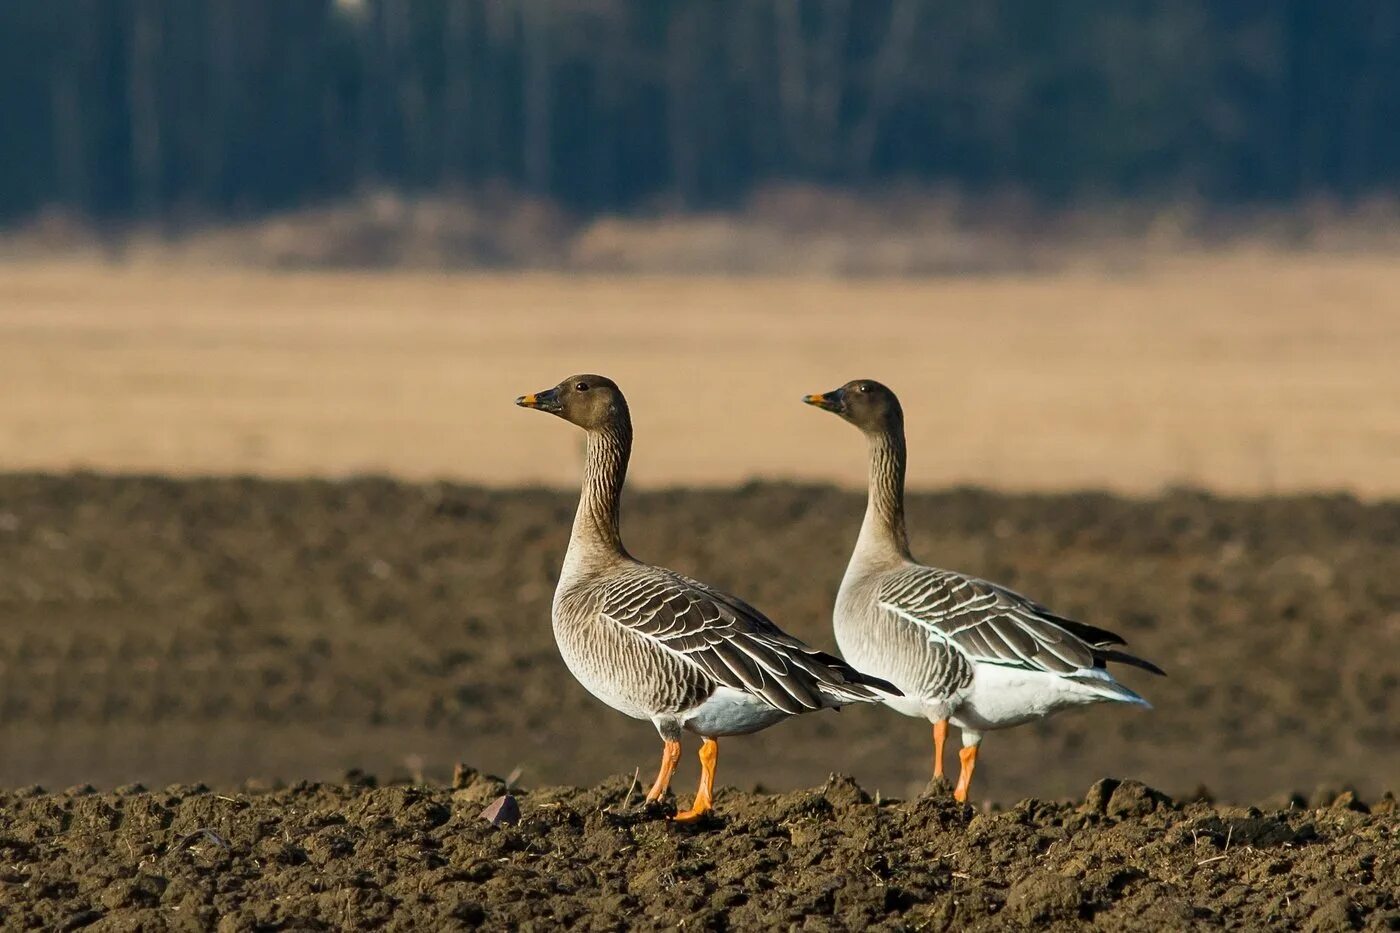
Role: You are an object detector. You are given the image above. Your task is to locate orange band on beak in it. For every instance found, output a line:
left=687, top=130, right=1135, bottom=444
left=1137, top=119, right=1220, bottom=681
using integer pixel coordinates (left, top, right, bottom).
left=516, top=393, right=538, bottom=408
left=803, top=390, right=844, bottom=414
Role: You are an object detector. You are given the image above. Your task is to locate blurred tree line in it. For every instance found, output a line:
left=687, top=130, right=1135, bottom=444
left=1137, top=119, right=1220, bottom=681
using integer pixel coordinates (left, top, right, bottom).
left=2, top=0, right=1398, bottom=225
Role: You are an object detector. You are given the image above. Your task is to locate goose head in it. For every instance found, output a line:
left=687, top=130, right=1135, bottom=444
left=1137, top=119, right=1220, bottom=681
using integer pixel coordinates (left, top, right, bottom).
left=803, top=379, right=903, bottom=435
left=517, top=374, right=629, bottom=432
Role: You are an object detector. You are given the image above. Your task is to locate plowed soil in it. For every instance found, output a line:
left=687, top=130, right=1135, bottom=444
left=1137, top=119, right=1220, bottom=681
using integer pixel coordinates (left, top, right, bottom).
left=1, top=776, right=1396, bottom=930
left=0, top=474, right=1396, bottom=928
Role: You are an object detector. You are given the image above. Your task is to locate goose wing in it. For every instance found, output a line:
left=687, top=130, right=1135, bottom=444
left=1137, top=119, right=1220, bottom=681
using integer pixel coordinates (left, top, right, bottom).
left=599, top=565, right=898, bottom=714
left=877, top=566, right=1164, bottom=676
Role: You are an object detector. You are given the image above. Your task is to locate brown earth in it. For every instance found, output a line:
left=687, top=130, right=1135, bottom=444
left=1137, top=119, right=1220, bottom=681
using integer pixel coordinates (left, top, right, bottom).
left=1, top=775, right=1396, bottom=930
left=1, top=474, right=1396, bottom=805
left=2, top=474, right=1398, bottom=928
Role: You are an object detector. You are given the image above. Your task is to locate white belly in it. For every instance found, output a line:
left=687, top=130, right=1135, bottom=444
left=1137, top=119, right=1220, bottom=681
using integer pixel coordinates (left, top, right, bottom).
left=952, top=664, right=1125, bottom=733
left=680, top=687, right=791, bottom=737
left=878, top=692, right=958, bottom=722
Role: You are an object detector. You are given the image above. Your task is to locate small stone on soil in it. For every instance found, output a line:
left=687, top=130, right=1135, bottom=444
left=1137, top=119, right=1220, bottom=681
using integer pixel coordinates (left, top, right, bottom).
left=480, top=794, right=521, bottom=826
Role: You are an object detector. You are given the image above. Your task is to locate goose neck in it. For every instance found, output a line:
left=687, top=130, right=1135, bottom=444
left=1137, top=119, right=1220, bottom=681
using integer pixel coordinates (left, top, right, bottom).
left=855, top=428, right=912, bottom=564
left=567, top=422, right=632, bottom=565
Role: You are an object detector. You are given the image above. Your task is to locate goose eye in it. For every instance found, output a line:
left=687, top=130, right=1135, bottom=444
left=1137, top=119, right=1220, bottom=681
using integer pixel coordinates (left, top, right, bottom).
left=858, top=383, right=870, bottom=392
left=575, top=381, right=589, bottom=391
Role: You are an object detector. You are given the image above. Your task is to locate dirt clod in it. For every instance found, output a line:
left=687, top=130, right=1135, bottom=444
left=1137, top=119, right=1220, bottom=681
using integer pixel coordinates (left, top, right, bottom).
left=1107, top=779, right=1173, bottom=818
left=1005, top=871, right=1086, bottom=924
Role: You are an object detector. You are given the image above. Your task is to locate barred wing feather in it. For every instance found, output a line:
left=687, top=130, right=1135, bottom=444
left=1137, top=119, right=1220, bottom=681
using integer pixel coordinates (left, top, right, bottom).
left=600, top=567, right=896, bottom=714
left=877, top=567, right=1162, bottom=677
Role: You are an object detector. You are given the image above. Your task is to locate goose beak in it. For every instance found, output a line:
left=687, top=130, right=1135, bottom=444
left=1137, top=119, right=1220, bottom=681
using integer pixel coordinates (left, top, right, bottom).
left=516, top=387, right=562, bottom=413
left=803, top=389, right=845, bottom=414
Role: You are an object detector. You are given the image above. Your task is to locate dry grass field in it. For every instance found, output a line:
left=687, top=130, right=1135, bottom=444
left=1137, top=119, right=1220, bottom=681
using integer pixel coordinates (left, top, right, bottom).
left=1, top=253, right=1397, bottom=494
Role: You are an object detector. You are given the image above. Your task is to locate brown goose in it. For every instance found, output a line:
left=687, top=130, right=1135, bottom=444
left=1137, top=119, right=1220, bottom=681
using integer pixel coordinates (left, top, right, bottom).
left=517, top=374, right=898, bottom=821
left=804, top=379, right=1163, bottom=802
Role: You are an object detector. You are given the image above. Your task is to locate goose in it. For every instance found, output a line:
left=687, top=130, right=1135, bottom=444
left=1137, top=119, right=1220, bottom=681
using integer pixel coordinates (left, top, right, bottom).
left=517, top=374, right=899, bottom=821
left=803, top=379, right=1163, bottom=802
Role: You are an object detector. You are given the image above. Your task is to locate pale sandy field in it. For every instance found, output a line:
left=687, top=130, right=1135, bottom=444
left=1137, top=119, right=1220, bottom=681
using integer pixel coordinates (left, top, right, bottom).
left=1, top=254, right=1396, bottom=495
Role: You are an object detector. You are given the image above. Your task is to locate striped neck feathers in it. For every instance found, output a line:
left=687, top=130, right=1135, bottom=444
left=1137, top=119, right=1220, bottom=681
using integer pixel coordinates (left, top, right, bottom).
left=857, top=424, right=912, bottom=563
left=568, top=418, right=633, bottom=563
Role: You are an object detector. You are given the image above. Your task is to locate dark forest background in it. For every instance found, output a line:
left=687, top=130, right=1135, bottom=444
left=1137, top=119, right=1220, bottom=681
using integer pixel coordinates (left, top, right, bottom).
left=2, top=0, right=1399, bottom=227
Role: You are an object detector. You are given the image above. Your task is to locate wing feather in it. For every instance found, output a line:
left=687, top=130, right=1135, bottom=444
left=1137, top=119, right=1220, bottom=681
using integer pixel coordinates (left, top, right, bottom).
left=878, top=566, right=1161, bottom=677
left=599, top=565, right=898, bottom=712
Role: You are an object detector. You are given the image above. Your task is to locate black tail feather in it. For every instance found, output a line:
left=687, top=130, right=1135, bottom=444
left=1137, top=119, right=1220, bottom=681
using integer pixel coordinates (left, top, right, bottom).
left=1095, top=648, right=1166, bottom=676
left=813, top=649, right=903, bottom=697
left=1051, top=615, right=1163, bottom=676
left=1052, top=616, right=1128, bottom=647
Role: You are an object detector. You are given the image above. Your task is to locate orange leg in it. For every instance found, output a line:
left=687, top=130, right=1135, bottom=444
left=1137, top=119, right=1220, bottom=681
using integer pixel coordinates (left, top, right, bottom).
left=672, top=737, right=718, bottom=822
left=953, top=745, right=978, bottom=803
left=644, top=739, right=682, bottom=804
left=932, top=720, right=949, bottom=780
